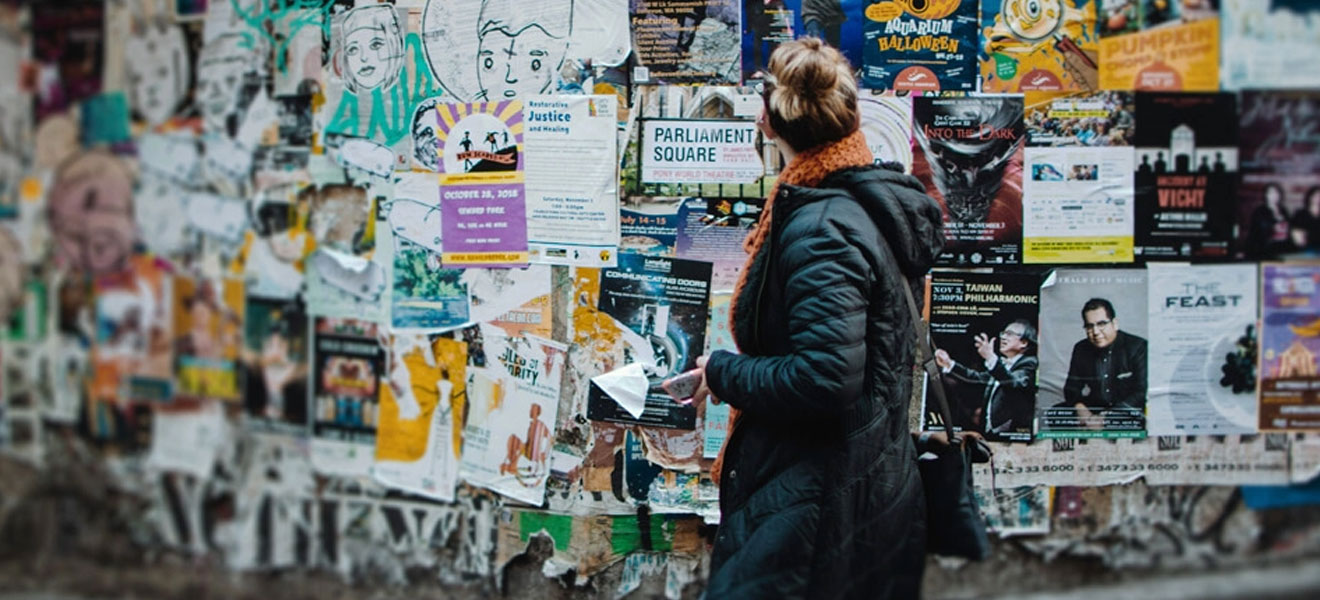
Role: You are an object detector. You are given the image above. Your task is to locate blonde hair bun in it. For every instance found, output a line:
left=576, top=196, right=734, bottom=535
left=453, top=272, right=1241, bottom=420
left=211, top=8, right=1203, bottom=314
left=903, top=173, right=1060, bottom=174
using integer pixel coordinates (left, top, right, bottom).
left=764, top=38, right=859, bottom=152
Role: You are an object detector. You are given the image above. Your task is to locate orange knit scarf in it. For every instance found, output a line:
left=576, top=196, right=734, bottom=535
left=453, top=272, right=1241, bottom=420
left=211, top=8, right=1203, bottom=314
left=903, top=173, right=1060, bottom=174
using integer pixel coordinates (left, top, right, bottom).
left=711, top=129, right=873, bottom=485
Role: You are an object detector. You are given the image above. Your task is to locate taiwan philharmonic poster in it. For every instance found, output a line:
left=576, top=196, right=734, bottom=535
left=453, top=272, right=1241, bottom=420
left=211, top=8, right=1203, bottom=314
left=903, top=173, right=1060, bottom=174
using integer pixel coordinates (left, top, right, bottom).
left=1236, top=91, right=1320, bottom=259
left=913, top=95, right=1026, bottom=265
left=1147, top=264, right=1259, bottom=435
left=435, top=100, right=529, bottom=268
left=1037, top=268, right=1148, bottom=438
left=923, top=270, right=1042, bottom=442
left=586, top=253, right=712, bottom=429
left=980, top=0, right=1100, bottom=92
left=1133, top=92, right=1237, bottom=260
left=861, top=0, right=978, bottom=92
left=1259, top=263, right=1320, bottom=431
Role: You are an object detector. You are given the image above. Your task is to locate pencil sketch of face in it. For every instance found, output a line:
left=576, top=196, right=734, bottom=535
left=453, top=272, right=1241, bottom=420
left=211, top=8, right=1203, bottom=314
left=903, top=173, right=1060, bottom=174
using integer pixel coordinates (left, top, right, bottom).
left=340, top=6, right=404, bottom=94
left=195, top=35, right=253, bottom=134
left=412, top=97, right=441, bottom=171
left=125, top=21, right=191, bottom=126
left=476, top=0, right=572, bottom=100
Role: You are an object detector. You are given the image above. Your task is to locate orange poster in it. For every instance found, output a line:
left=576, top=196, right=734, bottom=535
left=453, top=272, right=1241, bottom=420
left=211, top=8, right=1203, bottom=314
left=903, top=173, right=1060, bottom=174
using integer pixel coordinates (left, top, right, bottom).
left=1098, top=18, right=1219, bottom=91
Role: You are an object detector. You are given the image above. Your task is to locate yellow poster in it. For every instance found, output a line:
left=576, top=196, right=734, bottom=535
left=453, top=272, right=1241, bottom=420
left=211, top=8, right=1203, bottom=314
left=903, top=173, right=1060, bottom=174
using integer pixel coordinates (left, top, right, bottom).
left=980, top=0, right=1100, bottom=92
left=1099, top=18, right=1220, bottom=91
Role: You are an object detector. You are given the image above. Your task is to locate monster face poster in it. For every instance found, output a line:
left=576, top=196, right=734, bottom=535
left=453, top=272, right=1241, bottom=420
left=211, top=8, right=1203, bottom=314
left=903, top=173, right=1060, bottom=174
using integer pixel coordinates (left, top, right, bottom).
left=980, top=0, right=1101, bottom=92
left=1260, top=263, right=1320, bottom=431
left=913, top=95, right=1026, bottom=265
left=1133, top=92, right=1237, bottom=260
left=861, top=0, right=978, bottom=92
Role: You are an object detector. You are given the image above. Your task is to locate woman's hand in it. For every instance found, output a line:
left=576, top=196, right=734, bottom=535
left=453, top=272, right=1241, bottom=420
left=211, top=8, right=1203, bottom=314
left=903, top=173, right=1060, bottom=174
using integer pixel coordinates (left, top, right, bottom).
left=691, top=355, right=720, bottom=405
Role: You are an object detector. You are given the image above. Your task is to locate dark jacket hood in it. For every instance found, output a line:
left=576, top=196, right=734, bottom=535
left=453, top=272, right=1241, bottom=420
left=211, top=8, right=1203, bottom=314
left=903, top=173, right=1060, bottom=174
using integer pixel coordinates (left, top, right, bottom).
left=781, top=163, right=945, bottom=278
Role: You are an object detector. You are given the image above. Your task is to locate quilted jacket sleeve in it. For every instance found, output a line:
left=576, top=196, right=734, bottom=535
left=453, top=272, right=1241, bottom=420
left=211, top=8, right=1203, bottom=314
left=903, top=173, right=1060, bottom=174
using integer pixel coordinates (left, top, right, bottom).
left=705, top=207, right=871, bottom=425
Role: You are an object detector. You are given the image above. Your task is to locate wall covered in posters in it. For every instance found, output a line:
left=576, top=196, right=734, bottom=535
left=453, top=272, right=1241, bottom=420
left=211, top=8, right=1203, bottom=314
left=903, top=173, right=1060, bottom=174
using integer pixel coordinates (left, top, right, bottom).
left=3, top=1, right=1320, bottom=596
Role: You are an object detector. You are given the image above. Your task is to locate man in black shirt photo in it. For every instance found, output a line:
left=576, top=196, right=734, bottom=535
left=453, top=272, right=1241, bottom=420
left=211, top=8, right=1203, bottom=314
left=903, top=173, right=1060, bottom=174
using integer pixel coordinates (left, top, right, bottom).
left=1062, top=298, right=1147, bottom=430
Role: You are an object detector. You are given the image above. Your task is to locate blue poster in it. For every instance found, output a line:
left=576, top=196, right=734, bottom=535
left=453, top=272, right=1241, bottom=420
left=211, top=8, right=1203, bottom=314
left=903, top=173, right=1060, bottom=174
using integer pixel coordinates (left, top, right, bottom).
left=741, top=0, right=868, bottom=81
left=861, top=0, right=979, bottom=91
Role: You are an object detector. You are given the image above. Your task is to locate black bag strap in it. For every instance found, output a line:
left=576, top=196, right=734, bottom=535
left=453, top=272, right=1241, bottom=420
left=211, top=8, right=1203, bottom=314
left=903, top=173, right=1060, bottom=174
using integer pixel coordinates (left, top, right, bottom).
left=900, top=279, right=957, bottom=441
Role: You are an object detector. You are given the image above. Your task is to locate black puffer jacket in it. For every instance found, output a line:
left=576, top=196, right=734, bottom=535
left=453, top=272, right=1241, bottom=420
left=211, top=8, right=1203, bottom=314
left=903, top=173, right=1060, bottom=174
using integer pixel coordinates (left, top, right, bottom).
left=705, top=164, right=944, bottom=599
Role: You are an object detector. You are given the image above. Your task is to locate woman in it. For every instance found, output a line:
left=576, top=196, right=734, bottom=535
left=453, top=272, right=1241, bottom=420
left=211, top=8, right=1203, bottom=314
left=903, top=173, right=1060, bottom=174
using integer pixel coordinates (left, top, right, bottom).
left=1246, top=183, right=1293, bottom=258
left=690, top=39, right=943, bottom=598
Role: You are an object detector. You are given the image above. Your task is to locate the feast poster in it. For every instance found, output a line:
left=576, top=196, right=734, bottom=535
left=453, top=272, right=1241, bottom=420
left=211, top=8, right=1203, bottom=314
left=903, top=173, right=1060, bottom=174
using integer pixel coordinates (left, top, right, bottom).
left=1099, top=18, right=1220, bottom=91
left=861, top=0, right=978, bottom=92
left=174, top=276, right=244, bottom=402
left=587, top=253, right=713, bottom=429
left=1259, top=263, right=1320, bottom=431
left=1133, top=92, right=1237, bottom=260
left=1221, top=0, right=1320, bottom=90
left=373, top=334, right=466, bottom=502
left=1037, top=268, right=1148, bottom=439
left=524, top=95, right=621, bottom=268
left=1147, top=264, right=1259, bottom=435
left=629, top=0, right=740, bottom=85
left=1237, top=91, right=1320, bottom=260
left=923, top=270, right=1041, bottom=442
left=741, top=0, right=868, bottom=81
left=310, top=317, right=383, bottom=477
left=912, top=95, right=1026, bottom=265
left=980, top=0, right=1100, bottom=93
left=435, top=100, right=529, bottom=268
left=459, top=325, right=566, bottom=505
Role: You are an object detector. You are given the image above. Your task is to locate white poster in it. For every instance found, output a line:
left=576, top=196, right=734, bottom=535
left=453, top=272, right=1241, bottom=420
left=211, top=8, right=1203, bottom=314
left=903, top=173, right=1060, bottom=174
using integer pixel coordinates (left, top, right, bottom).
left=1221, top=0, right=1320, bottom=90
left=859, top=94, right=913, bottom=171
left=371, top=334, right=465, bottom=503
left=1147, top=263, right=1260, bottom=435
left=459, top=325, right=565, bottom=505
left=1023, top=146, right=1135, bottom=263
left=524, top=95, right=620, bottom=267
left=641, top=119, right=762, bottom=184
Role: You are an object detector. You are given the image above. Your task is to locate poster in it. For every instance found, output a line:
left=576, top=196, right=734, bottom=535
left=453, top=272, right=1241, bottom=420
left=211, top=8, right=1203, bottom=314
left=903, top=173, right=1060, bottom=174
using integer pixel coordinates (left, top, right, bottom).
left=435, top=100, right=529, bottom=268
left=1221, top=0, right=1320, bottom=90
left=241, top=295, right=308, bottom=433
left=629, top=0, right=740, bottom=85
left=524, top=95, right=621, bottom=268
left=1236, top=91, right=1320, bottom=260
left=90, top=257, right=174, bottom=411
left=1024, top=90, right=1134, bottom=148
left=675, top=197, right=761, bottom=293
left=174, top=276, right=245, bottom=403
left=980, top=0, right=1100, bottom=92
left=1147, top=264, right=1259, bottom=435
left=861, top=0, right=978, bottom=92
left=1259, top=263, right=1320, bottom=431
left=391, top=238, right=470, bottom=332
left=1133, top=92, right=1237, bottom=260
left=310, top=317, right=384, bottom=477
left=373, top=334, right=465, bottom=502
left=587, top=253, right=713, bottom=429
left=1022, top=146, right=1135, bottom=263
left=924, top=270, right=1041, bottom=442
left=1098, top=18, right=1220, bottom=91
left=858, top=93, right=914, bottom=170
left=621, top=196, right=683, bottom=255
left=1037, top=268, right=1148, bottom=439
left=459, top=326, right=566, bottom=505
left=740, top=0, right=868, bottom=80
left=32, top=2, right=104, bottom=119
left=641, top=119, right=763, bottom=185
left=912, top=95, right=1026, bottom=265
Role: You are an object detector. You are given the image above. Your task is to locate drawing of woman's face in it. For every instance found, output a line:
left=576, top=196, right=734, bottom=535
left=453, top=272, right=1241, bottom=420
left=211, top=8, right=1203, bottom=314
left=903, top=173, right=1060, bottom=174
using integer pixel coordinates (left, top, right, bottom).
left=345, top=26, right=390, bottom=90
left=196, top=36, right=249, bottom=133
left=126, top=24, right=190, bottom=126
left=340, top=7, right=402, bottom=93
left=477, top=26, right=560, bottom=100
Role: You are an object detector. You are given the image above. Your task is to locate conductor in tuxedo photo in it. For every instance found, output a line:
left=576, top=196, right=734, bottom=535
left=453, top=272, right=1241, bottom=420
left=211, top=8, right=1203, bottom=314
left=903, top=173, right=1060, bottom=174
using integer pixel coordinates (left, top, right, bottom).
left=934, top=318, right=1039, bottom=439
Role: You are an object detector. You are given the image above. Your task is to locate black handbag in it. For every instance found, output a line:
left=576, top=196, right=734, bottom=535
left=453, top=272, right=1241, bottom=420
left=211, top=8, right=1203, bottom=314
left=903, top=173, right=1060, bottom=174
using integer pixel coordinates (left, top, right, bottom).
left=901, top=281, right=993, bottom=561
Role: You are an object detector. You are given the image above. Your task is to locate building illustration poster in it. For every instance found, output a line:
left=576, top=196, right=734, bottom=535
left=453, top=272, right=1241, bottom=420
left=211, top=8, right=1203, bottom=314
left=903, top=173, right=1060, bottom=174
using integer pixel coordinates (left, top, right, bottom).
left=980, top=0, right=1101, bottom=92
left=1260, top=263, right=1320, bottom=431
left=435, top=100, right=529, bottom=268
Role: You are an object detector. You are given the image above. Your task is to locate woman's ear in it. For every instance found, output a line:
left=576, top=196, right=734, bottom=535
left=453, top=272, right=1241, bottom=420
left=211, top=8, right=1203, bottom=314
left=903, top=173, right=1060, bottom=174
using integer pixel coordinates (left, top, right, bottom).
left=757, top=110, right=776, bottom=141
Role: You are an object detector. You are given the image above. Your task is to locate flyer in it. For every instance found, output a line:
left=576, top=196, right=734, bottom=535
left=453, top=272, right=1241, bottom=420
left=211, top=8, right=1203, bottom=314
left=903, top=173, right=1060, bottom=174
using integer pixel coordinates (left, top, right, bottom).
left=923, top=270, right=1042, bottom=442
left=391, top=238, right=470, bottom=332
left=980, top=0, right=1100, bottom=93
left=675, top=197, right=761, bottom=293
left=587, top=253, right=713, bottom=429
left=912, top=95, right=1026, bottom=265
left=1221, top=0, right=1320, bottom=90
left=1133, top=92, right=1237, bottom=260
left=1037, top=268, right=1148, bottom=439
left=629, top=0, right=739, bottom=85
left=91, top=257, right=174, bottom=407
left=1236, top=91, right=1320, bottom=260
left=373, top=334, right=465, bottom=502
left=241, top=295, right=309, bottom=434
left=859, top=93, right=914, bottom=171
left=174, top=276, right=244, bottom=402
left=741, top=0, right=868, bottom=81
left=1259, top=263, right=1320, bottom=431
left=459, top=326, right=566, bottom=505
left=1024, top=90, right=1135, bottom=148
left=621, top=196, right=684, bottom=255
left=310, top=316, right=384, bottom=477
left=435, top=100, right=529, bottom=268
left=1023, top=146, right=1135, bottom=263
left=861, top=0, right=978, bottom=92
left=1146, top=264, right=1258, bottom=435
left=1098, top=18, right=1219, bottom=91
left=641, top=119, right=763, bottom=185
left=524, top=95, right=621, bottom=268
